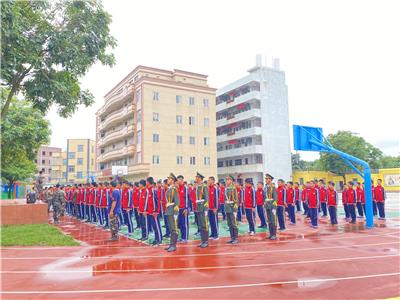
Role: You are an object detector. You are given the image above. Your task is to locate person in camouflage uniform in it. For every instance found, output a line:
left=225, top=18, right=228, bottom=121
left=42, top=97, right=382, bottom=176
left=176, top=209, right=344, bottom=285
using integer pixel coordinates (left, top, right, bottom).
left=109, top=181, right=122, bottom=241
left=194, top=172, right=209, bottom=248
left=52, top=184, right=66, bottom=225
left=225, top=175, right=239, bottom=244
left=35, top=170, right=45, bottom=200
left=45, top=187, right=54, bottom=213
left=264, top=173, right=278, bottom=240
left=164, top=173, right=180, bottom=252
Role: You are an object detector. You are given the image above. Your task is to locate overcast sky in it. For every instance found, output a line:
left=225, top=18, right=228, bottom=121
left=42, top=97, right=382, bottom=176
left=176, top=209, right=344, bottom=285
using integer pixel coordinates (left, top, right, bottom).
left=47, top=0, right=400, bottom=160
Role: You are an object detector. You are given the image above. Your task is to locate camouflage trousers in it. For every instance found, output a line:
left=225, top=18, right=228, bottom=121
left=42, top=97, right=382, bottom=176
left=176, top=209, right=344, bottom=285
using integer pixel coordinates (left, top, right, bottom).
left=53, top=204, right=62, bottom=222
left=109, top=214, right=119, bottom=239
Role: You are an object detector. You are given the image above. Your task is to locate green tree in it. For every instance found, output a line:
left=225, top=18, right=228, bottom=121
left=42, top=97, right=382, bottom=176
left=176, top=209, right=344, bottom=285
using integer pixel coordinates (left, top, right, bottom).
left=1, top=0, right=116, bottom=119
left=317, top=131, right=383, bottom=182
left=1, top=90, right=51, bottom=198
left=378, top=155, right=400, bottom=168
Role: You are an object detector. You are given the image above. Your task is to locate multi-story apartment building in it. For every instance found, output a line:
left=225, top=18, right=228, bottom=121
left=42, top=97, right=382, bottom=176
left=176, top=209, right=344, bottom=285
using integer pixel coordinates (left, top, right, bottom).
left=35, top=146, right=62, bottom=184
left=96, top=65, right=217, bottom=181
left=216, top=55, right=292, bottom=183
left=62, top=139, right=96, bottom=184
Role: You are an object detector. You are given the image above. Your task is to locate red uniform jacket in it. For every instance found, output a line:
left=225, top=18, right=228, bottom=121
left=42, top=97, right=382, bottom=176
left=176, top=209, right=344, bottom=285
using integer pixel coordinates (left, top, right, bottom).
left=138, top=188, right=146, bottom=213
left=99, top=188, right=108, bottom=208
left=301, top=188, right=308, bottom=202
left=327, top=188, right=337, bottom=206
left=237, top=187, right=244, bottom=205
left=346, top=188, right=356, bottom=204
left=286, top=187, right=295, bottom=205
left=133, top=187, right=140, bottom=208
left=276, top=186, right=287, bottom=206
left=342, top=188, right=348, bottom=204
left=244, top=186, right=256, bottom=209
left=307, top=187, right=319, bottom=208
left=178, top=184, right=189, bottom=209
left=319, top=187, right=327, bottom=203
left=356, top=187, right=363, bottom=203
left=145, top=186, right=158, bottom=214
left=189, top=186, right=197, bottom=211
left=294, top=187, right=300, bottom=201
left=88, top=187, right=95, bottom=205
left=256, top=188, right=265, bottom=206
left=121, top=188, right=130, bottom=209
left=219, top=186, right=225, bottom=204
left=208, top=185, right=219, bottom=209
left=374, top=185, right=385, bottom=202
left=95, top=188, right=100, bottom=207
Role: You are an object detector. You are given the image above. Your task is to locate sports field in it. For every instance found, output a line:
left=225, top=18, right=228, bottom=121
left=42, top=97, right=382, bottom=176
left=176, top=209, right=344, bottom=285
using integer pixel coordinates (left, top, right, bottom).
left=1, top=194, right=399, bottom=299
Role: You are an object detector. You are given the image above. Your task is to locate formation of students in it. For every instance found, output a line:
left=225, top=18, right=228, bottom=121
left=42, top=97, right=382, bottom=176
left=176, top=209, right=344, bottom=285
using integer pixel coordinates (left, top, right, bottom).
left=43, top=173, right=387, bottom=252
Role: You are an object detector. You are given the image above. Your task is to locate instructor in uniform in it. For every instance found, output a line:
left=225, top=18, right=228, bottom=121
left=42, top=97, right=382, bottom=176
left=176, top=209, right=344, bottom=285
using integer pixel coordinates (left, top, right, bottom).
left=264, top=173, right=278, bottom=240
left=194, top=172, right=209, bottom=248
left=164, top=173, right=180, bottom=252
left=225, top=175, right=239, bottom=244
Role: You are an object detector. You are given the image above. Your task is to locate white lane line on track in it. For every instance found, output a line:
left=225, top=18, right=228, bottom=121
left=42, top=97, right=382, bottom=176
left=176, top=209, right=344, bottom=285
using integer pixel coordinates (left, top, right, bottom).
left=1, top=242, right=398, bottom=260
left=1, top=272, right=399, bottom=294
left=1, top=254, right=398, bottom=274
left=1, top=231, right=398, bottom=251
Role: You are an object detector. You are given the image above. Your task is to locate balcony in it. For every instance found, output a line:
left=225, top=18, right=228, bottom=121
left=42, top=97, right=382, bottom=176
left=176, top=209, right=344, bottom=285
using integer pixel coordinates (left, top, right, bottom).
left=216, top=91, right=261, bottom=111
left=128, top=163, right=151, bottom=175
left=98, top=125, right=134, bottom=147
left=216, top=109, right=261, bottom=127
left=99, top=105, right=134, bottom=131
left=99, top=87, right=134, bottom=116
left=217, top=163, right=264, bottom=175
left=217, top=127, right=262, bottom=143
left=97, top=144, right=136, bottom=162
left=217, top=145, right=263, bottom=159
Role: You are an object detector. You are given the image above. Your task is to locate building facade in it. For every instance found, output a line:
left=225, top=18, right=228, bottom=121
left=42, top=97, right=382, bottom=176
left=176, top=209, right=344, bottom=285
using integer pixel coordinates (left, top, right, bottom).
left=96, top=65, right=217, bottom=181
left=216, top=55, right=292, bottom=183
left=63, top=139, right=96, bottom=184
left=35, top=146, right=62, bottom=184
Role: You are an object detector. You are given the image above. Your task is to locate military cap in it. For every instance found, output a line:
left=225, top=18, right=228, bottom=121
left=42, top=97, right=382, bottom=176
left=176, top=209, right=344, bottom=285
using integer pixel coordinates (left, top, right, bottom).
left=196, top=172, right=204, bottom=180
left=55, top=184, right=60, bottom=188
left=226, top=175, right=235, bottom=181
left=265, top=173, right=274, bottom=180
left=157, top=179, right=162, bottom=184
left=168, top=173, right=178, bottom=182
left=177, top=175, right=184, bottom=179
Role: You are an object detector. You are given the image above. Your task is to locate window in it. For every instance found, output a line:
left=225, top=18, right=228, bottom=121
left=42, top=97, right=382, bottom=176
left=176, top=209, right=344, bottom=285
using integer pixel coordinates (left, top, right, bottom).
left=137, top=131, right=142, bottom=144
left=244, top=158, right=249, bottom=165
left=189, top=116, right=195, bottom=125
left=153, top=112, right=159, bottom=122
left=77, top=158, right=83, bottom=165
left=77, top=145, right=84, bottom=152
left=189, top=96, right=195, bottom=105
left=49, top=152, right=52, bottom=156
left=68, top=165, right=75, bottom=172
left=190, top=156, right=196, bottom=165
left=176, top=156, right=183, bottom=165
left=77, top=172, right=83, bottom=179
left=204, top=137, right=210, bottom=146
left=176, top=115, right=182, bottom=124
left=42, top=151, right=46, bottom=155
left=137, top=152, right=142, bottom=163
left=124, top=139, right=128, bottom=146
left=42, top=159, right=45, bottom=164
left=63, top=159, right=67, bottom=165
left=153, top=134, right=159, bottom=142
left=203, top=98, right=209, bottom=107
left=218, top=161, right=223, bottom=167
left=235, top=159, right=242, bottom=166
left=204, top=117, right=209, bottom=127
left=153, top=91, right=159, bottom=101
left=176, top=95, right=182, bottom=104
left=137, top=110, right=141, bottom=123
left=152, top=155, right=160, bottom=165
left=68, top=152, right=75, bottom=159
left=112, top=144, right=115, bottom=149
left=189, top=136, right=195, bottom=145
left=204, top=157, right=211, bottom=165
left=176, top=135, right=183, bottom=144
left=63, top=172, right=67, bottom=179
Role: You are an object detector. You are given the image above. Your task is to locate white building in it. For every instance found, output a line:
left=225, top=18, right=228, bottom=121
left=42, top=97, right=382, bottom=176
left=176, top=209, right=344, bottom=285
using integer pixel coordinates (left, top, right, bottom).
left=216, top=55, right=292, bottom=184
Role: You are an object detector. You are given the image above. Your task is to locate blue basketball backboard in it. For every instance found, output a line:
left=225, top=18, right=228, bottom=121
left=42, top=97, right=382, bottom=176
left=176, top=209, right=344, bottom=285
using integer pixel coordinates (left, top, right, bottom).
left=293, top=125, right=325, bottom=151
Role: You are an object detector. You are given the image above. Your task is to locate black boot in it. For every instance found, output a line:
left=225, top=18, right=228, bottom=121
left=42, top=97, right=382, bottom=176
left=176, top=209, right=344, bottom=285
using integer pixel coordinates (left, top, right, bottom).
left=227, top=228, right=234, bottom=244
left=269, top=223, right=277, bottom=240
left=232, top=228, right=239, bottom=244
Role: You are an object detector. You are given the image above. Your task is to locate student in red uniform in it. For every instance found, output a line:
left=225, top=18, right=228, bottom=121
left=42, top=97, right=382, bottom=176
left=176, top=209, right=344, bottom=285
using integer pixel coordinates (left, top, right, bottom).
left=218, top=181, right=226, bottom=221
left=76, top=184, right=82, bottom=219
left=342, top=183, right=350, bottom=220
left=356, top=182, right=364, bottom=218
left=318, top=180, right=328, bottom=217
left=160, top=179, right=170, bottom=238
left=236, top=182, right=245, bottom=223
left=308, top=182, right=320, bottom=228
left=133, top=182, right=140, bottom=229
left=361, top=182, right=367, bottom=216
left=286, top=181, right=296, bottom=224
left=294, top=182, right=301, bottom=212
left=243, top=179, right=256, bottom=235
left=327, top=181, right=338, bottom=225
left=99, top=182, right=109, bottom=228
left=375, top=179, right=386, bottom=219
left=95, top=184, right=102, bottom=225
left=346, top=181, right=357, bottom=223
left=145, top=177, right=162, bottom=246
left=138, top=179, right=148, bottom=241
left=371, top=180, right=378, bottom=216
left=276, top=179, right=287, bottom=231
left=255, top=182, right=267, bottom=228
left=83, top=183, right=89, bottom=221
left=208, top=176, right=220, bottom=239
left=177, top=175, right=189, bottom=242
left=121, top=181, right=133, bottom=235
left=302, top=183, right=309, bottom=216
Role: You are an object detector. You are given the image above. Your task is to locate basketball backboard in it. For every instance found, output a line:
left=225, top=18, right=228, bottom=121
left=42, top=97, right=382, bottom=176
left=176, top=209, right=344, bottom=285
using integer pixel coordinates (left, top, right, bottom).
left=112, top=166, right=128, bottom=176
left=293, top=125, right=325, bottom=152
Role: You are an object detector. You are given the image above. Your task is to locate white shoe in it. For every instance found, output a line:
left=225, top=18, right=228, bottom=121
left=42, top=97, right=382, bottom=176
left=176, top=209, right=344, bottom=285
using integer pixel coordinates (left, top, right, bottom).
left=249, top=232, right=255, bottom=236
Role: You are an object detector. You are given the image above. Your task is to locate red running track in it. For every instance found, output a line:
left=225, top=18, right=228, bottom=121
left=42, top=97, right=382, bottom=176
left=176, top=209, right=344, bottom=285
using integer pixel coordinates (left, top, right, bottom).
left=1, top=214, right=400, bottom=299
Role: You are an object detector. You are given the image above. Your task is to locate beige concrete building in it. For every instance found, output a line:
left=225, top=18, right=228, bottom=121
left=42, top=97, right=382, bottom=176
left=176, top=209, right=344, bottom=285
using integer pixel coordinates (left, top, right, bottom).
left=96, top=66, right=217, bottom=181
left=35, top=146, right=62, bottom=184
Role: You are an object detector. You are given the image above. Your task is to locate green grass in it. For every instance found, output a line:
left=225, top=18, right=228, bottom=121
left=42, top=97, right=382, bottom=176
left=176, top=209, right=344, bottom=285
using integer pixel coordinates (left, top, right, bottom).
left=0, top=224, right=80, bottom=246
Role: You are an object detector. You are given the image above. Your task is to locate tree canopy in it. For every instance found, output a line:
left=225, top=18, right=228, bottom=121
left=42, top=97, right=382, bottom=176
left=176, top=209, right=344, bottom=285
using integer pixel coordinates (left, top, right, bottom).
left=0, top=0, right=116, bottom=119
left=1, top=89, right=51, bottom=188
